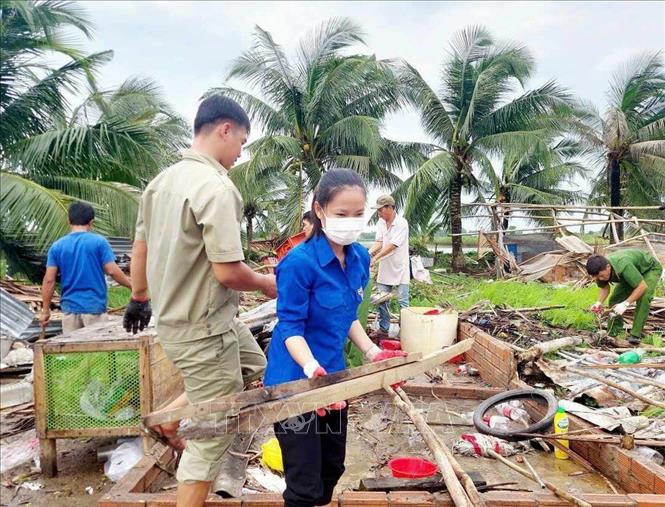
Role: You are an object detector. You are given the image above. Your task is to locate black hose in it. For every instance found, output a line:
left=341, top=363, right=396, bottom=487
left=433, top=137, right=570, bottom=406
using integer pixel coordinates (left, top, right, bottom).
left=472, top=388, right=558, bottom=442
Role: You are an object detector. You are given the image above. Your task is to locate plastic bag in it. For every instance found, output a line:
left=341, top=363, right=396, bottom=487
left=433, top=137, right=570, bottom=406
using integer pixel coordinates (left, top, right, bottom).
left=410, top=256, right=433, bottom=285
left=104, top=438, right=144, bottom=482
left=452, top=433, right=529, bottom=457
left=80, top=378, right=136, bottom=422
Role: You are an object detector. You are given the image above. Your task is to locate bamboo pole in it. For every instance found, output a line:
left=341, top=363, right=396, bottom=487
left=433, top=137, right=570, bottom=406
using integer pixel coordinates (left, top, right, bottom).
left=450, top=218, right=665, bottom=237
left=386, top=387, right=477, bottom=507
left=522, top=456, right=545, bottom=488
left=486, top=450, right=592, bottom=507
left=583, top=362, right=665, bottom=370
left=395, top=387, right=488, bottom=506
left=464, top=203, right=664, bottom=211
left=563, top=365, right=665, bottom=408
left=558, top=351, right=665, bottom=390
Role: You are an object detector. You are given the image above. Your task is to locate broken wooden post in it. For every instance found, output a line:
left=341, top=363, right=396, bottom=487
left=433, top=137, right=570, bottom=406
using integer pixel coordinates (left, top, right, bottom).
left=518, top=336, right=584, bottom=363
left=178, top=340, right=474, bottom=438
left=486, top=449, right=592, bottom=507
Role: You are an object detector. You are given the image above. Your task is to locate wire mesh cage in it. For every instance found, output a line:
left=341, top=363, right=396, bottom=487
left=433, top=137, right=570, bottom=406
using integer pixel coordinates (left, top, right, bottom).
left=44, top=349, right=141, bottom=430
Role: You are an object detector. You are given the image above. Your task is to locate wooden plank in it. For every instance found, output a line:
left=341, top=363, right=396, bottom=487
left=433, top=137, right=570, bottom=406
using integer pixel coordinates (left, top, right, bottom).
left=42, top=340, right=139, bottom=353
left=39, top=438, right=57, bottom=477
left=45, top=426, right=141, bottom=438
left=139, top=336, right=153, bottom=453
left=33, top=342, right=48, bottom=438
left=145, top=354, right=419, bottom=427
left=401, top=383, right=503, bottom=400
left=148, top=338, right=184, bottom=413
left=179, top=339, right=473, bottom=438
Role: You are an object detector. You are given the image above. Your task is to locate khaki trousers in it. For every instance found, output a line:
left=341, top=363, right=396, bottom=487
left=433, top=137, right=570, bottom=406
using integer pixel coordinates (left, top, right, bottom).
left=62, top=312, right=108, bottom=334
left=159, top=318, right=266, bottom=483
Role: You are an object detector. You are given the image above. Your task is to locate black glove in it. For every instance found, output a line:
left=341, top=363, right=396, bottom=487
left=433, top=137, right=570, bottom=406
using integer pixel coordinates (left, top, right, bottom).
left=123, top=299, right=152, bottom=334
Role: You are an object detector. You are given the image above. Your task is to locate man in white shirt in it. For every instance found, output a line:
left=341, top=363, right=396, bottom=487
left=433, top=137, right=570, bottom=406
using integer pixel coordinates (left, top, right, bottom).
left=368, top=195, right=410, bottom=341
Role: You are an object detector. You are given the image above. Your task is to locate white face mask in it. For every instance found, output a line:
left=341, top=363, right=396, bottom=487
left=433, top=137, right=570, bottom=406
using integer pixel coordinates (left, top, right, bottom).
left=322, top=214, right=365, bottom=246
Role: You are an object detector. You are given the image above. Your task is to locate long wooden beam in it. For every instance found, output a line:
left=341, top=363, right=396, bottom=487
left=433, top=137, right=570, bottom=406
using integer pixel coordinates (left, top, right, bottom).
left=179, top=339, right=474, bottom=438
left=144, top=354, right=418, bottom=427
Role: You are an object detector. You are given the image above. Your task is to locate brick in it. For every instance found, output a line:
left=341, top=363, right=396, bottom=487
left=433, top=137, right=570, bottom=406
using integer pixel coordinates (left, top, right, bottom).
left=629, top=494, right=665, bottom=507
left=484, top=491, right=537, bottom=506
left=624, top=475, right=648, bottom=495
left=431, top=492, right=453, bottom=507
left=241, top=493, right=283, bottom=507
left=581, top=494, right=636, bottom=506
left=387, top=491, right=433, bottom=506
left=339, top=491, right=388, bottom=507
left=616, top=450, right=633, bottom=472
left=532, top=492, right=568, bottom=506
left=654, top=473, right=665, bottom=494
left=630, top=460, right=656, bottom=492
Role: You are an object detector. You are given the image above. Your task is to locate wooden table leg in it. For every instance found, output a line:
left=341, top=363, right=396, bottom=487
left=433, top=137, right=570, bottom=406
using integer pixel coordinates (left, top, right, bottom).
left=39, top=438, right=57, bottom=477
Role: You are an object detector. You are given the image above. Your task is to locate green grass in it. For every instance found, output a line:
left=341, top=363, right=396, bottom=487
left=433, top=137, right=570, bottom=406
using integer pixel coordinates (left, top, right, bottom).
left=409, top=275, right=601, bottom=331
left=108, top=286, right=131, bottom=309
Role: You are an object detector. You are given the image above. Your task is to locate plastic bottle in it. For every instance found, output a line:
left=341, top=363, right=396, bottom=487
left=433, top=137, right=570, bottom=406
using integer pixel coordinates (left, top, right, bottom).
left=483, top=415, right=511, bottom=431
left=496, top=402, right=530, bottom=425
left=553, top=406, right=569, bottom=460
left=617, top=349, right=645, bottom=365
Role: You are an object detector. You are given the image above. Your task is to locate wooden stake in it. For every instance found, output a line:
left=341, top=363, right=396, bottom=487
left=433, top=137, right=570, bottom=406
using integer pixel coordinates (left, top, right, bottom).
left=386, top=387, right=477, bottom=507
left=564, top=365, right=665, bottom=408
left=486, top=450, right=592, bottom=507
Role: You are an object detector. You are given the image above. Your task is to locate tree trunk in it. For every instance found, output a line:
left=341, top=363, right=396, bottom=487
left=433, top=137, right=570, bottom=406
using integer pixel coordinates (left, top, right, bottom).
left=609, top=157, right=623, bottom=241
left=450, top=164, right=464, bottom=273
left=246, top=219, right=253, bottom=252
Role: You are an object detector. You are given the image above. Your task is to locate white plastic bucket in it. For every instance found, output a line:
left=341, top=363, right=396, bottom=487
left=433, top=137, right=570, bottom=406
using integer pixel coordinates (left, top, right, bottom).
left=400, top=307, right=458, bottom=355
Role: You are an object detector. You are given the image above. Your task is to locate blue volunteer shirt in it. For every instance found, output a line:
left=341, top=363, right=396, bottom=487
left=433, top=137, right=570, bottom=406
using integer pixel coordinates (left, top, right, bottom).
left=263, top=233, right=370, bottom=387
left=46, top=231, right=115, bottom=314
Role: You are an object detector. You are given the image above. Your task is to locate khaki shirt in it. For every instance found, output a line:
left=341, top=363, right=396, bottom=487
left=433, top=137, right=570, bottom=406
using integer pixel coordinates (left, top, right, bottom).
left=376, top=215, right=410, bottom=286
left=135, top=149, right=245, bottom=344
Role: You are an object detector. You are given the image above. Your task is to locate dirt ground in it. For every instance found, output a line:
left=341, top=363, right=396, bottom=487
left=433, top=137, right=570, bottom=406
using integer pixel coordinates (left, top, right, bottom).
left=1, top=437, right=115, bottom=506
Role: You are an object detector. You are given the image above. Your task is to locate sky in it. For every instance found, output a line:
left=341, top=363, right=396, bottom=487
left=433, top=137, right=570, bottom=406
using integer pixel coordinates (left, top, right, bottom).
left=76, top=0, right=665, bottom=231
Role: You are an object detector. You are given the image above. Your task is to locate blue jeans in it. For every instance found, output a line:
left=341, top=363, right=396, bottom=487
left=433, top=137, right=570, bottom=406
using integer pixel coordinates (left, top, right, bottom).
left=376, top=283, right=410, bottom=333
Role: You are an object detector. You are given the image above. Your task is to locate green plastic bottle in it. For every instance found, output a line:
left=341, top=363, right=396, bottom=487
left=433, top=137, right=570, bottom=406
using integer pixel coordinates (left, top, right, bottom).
left=617, top=349, right=645, bottom=365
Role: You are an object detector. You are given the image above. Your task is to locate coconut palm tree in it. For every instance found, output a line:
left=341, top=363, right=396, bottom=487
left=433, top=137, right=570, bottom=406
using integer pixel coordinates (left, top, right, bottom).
left=206, top=18, right=430, bottom=233
left=0, top=1, right=189, bottom=278
left=400, top=26, right=572, bottom=271
left=481, top=137, right=587, bottom=230
left=585, top=52, right=665, bottom=240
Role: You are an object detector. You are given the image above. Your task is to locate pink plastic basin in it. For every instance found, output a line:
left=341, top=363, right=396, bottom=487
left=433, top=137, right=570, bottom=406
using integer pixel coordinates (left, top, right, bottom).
left=388, top=457, right=438, bottom=478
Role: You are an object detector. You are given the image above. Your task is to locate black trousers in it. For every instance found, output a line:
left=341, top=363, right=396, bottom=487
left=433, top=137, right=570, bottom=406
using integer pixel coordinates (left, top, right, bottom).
left=274, top=407, right=348, bottom=507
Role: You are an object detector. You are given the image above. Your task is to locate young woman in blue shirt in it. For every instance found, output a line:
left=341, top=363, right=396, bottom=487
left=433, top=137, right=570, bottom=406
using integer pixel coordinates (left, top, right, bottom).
left=263, top=169, right=406, bottom=507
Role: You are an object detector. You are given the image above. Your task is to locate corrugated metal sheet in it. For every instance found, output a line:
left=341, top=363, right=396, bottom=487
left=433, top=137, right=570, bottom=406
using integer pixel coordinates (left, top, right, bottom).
left=0, top=289, right=62, bottom=341
left=108, top=237, right=133, bottom=259
left=0, top=288, right=34, bottom=340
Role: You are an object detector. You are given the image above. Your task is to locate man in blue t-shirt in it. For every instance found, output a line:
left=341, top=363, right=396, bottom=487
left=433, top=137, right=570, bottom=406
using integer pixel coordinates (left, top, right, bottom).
left=40, top=202, right=132, bottom=334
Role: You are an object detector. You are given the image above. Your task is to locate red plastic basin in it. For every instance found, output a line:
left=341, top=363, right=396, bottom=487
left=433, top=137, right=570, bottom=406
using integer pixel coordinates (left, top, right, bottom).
left=388, top=457, right=437, bottom=478
left=379, top=339, right=402, bottom=351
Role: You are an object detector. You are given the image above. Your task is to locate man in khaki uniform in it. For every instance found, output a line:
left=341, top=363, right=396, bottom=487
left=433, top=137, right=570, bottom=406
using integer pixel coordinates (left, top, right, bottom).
left=124, top=96, right=276, bottom=506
